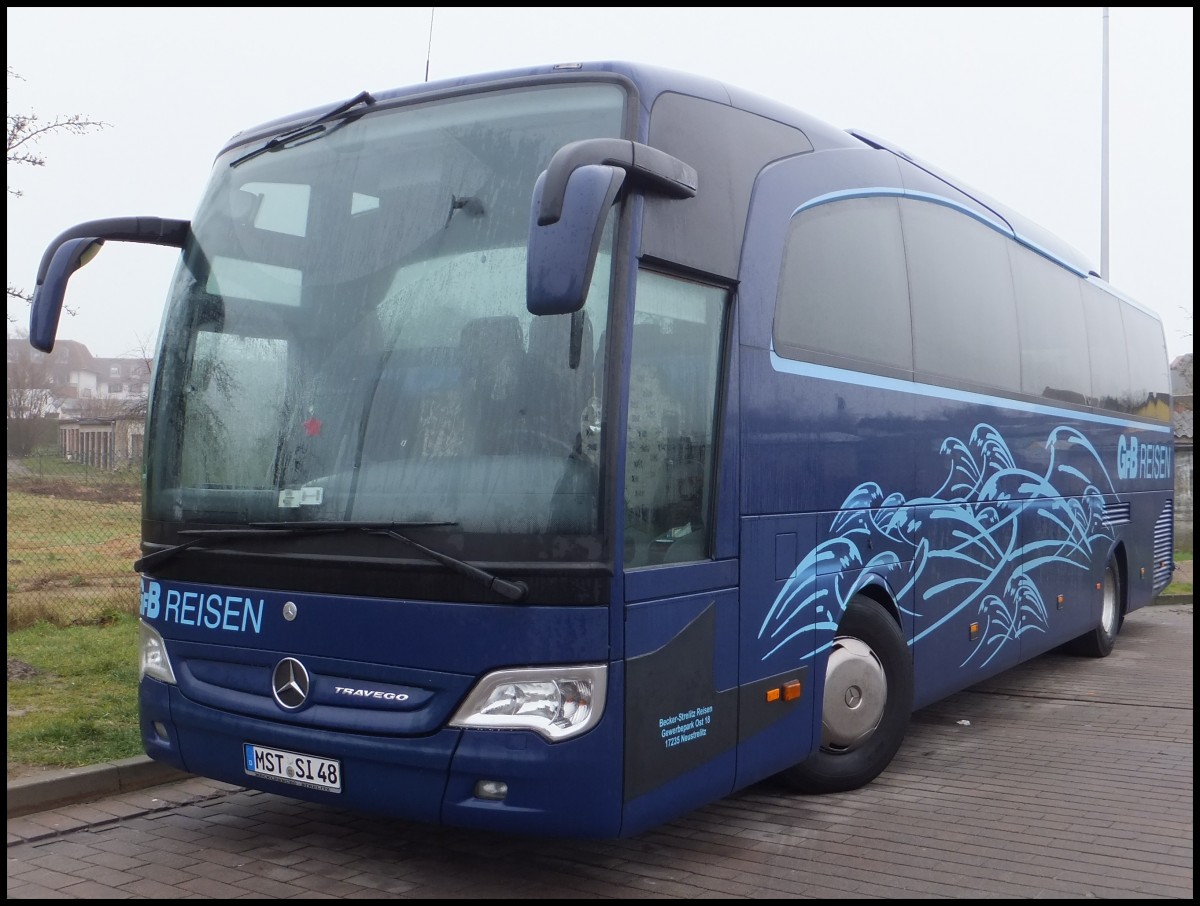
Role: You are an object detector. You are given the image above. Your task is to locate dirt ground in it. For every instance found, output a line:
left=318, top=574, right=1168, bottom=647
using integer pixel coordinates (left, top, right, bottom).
left=13, top=477, right=140, bottom=503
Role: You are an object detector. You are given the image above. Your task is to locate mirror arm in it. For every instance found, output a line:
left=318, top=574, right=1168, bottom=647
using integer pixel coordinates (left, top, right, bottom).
left=537, top=139, right=697, bottom=226
left=28, top=217, right=190, bottom=353
left=34, top=217, right=189, bottom=285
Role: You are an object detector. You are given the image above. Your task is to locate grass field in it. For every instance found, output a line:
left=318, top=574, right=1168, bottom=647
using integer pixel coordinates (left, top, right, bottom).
left=7, top=483, right=141, bottom=632
left=6, top=613, right=142, bottom=780
left=7, top=464, right=145, bottom=778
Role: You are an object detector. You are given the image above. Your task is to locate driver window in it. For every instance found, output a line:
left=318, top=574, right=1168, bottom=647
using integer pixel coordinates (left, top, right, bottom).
left=624, top=271, right=726, bottom=567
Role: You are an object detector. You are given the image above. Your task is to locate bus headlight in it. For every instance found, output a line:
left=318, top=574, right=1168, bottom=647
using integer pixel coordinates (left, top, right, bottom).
left=450, top=665, right=606, bottom=741
left=139, top=620, right=177, bottom=684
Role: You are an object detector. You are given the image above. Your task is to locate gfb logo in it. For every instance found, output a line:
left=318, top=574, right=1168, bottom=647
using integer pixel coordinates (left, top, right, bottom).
left=140, top=578, right=162, bottom=618
left=1116, top=434, right=1171, bottom=481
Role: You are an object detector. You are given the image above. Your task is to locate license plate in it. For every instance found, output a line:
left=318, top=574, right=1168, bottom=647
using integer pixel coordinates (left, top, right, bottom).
left=243, top=743, right=342, bottom=793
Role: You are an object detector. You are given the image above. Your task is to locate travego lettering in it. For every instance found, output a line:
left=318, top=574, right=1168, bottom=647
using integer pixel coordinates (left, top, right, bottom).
left=334, top=686, right=410, bottom=701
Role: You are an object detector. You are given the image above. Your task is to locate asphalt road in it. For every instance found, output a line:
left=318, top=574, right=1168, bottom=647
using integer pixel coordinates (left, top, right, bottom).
left=7, top=601, right=1193, bottom=899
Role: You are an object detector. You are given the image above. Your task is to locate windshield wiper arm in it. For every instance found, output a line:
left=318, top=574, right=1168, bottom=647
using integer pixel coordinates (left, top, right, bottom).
left=229, top=90, right=376, bottom=168
left=133, top=520, right=453, bottom=574
left=372, top=529, right=529, bottom=602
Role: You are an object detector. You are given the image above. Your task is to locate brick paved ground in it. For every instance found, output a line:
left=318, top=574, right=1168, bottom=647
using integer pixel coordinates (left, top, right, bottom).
left=7, top=602, right=1192, bottom=899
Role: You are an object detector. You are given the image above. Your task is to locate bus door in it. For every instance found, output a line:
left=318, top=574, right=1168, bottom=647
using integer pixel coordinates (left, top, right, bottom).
left=618, top=270, right=740, bottom=831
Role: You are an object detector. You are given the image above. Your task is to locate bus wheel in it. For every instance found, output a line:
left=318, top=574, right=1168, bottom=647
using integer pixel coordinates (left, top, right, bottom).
left=778, top=596, right=912, bottom=795
left=1067, top=558, right=1122, bottom=658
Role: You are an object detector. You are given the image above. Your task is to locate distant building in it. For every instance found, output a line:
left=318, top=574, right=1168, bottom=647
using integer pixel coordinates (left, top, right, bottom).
left=1171, top=353, right=1193, bottom=549
left=6, top=338, right=151, bottom=467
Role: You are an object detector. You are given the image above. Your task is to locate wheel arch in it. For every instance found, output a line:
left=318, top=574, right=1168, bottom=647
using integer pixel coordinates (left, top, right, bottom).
left=844, top=575, right=905, bottom=636
left=777, top=578, right=914, bottom=795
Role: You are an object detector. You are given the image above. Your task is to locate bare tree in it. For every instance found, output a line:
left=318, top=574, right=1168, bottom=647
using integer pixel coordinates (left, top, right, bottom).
left=113, top=337, right=157, bottom=422
left=1174, top=352, right=1193, bottom=401
left=7, top=67, right=108, bottom=308
left=6, top=332, right=57, bottom=455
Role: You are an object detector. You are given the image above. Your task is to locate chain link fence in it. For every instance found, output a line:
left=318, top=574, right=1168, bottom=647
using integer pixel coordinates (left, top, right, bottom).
left=7, top=451, right=142, bottom=632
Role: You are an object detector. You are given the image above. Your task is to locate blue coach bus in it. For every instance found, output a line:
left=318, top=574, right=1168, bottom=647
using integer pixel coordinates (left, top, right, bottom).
left=29, top=61, right=1174, bottom=839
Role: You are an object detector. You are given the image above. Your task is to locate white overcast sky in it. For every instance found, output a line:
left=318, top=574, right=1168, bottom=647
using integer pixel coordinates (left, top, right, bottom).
left=6, top=6, right=1193, bottom=362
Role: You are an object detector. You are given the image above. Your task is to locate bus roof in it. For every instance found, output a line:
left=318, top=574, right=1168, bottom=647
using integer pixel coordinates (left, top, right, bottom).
left=218, top=59, right=1098, bottom=278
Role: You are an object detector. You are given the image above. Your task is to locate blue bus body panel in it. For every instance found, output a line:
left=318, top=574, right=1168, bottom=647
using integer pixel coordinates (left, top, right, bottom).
left=735, top=342, right=1171, bottom=707
left=144, top=682, right=459, bottom=819
left=621, top=590, right=738, bottom=819
left=138, top=577, right=607, bottom=672
left=441, top=698, right=625, bottom=838
left=139, top=577, right=627, bottom=836
left=733, top=148, right=1173, bottom=715
left=142, top=680, right=629, bottom=836
left=736, top=515, right=820, bottom=786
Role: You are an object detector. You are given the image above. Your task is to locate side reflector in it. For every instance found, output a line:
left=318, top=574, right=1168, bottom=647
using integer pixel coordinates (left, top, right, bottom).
left=969, top=622, right=980, bottom=641
left=766, top=680, right=802, bottom=703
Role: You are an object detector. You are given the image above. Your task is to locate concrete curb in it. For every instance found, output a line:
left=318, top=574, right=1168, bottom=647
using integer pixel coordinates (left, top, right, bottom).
left=6, top=755, right=190, bottom=819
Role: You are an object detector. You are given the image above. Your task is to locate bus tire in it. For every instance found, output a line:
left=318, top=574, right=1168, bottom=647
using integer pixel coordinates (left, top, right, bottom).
left=778, top=596, right=913, bottom=795
left=1066, top=558, right=1122, bottom=659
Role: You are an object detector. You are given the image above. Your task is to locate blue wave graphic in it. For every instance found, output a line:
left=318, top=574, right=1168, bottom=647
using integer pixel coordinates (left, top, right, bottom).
left=759, top=424, right=1116, bottom=668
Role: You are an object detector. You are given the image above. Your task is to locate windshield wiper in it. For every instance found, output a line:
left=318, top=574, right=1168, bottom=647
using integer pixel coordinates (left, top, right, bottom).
left=134, top=520, right=529, bottom=603
left=229, top=90, right=376, bottom=168
left=133, top=520, right=452, bottom=574
left=371, top=529, right=528, bottom=602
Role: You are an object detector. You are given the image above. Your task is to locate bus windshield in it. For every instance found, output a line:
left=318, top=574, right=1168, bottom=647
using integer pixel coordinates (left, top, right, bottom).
left=145, top=82, right=626, bottom=561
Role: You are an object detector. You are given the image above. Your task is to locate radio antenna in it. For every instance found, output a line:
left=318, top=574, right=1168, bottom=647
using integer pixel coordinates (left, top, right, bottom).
left=425, top=8, right=436, bottom=83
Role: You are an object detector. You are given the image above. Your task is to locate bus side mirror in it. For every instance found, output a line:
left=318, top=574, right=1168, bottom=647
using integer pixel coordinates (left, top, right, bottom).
left=30, top=238, right=104, bottom=353
left=526, top=138, right=697, bottom=316
left=27, top=217, right=190, bottom=353
left=526, top=164, right=624, bottom=316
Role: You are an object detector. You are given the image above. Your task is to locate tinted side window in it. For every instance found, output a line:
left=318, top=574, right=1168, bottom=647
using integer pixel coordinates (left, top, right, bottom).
left=902, top=199, right=1021, bottom=393
left=774, top=196, right=913, bottom=378
left=646, top=92, right=813, bottom=281
left=1120, top=303, right=1171, bottom=422
left=1081, top=282, right=1133, bottom=412
left=1010, top=242, right=1091, bottom=405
